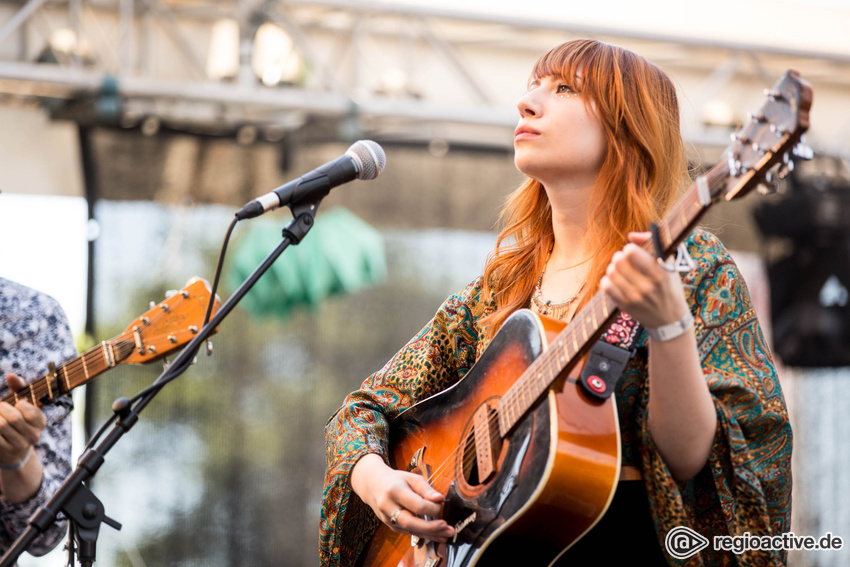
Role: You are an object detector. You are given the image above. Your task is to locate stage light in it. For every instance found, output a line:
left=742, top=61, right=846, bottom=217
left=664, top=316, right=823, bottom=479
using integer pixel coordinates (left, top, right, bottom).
left=252, top=23, right=303, bottom=86
left=206, top=18, right=240, bottom=80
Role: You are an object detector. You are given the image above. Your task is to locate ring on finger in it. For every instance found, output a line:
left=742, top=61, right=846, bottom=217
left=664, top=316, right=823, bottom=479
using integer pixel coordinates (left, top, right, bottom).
left=389, top=508, right=402, bottom=524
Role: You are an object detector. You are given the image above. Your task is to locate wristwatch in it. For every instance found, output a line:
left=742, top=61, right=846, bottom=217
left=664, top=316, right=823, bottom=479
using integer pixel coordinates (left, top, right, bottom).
left=647, top=310, right=694, bottom=342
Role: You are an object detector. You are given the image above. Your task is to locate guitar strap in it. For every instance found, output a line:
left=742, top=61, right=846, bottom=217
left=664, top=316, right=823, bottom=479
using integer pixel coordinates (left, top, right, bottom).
left=579, top=312, right=642, bottom=400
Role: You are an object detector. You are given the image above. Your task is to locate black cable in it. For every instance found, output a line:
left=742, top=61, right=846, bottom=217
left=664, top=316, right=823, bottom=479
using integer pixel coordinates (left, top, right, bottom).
left=84, top=217, right=240, bottom=450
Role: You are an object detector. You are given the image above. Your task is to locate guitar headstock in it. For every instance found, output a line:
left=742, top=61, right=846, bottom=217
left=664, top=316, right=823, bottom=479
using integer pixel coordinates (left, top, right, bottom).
left=119, top=277, right=221, bottom=365
left=715, top=70, right=813, bottom=202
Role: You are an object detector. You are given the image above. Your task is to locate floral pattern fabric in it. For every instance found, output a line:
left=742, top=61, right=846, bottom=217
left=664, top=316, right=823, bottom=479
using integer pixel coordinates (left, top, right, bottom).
left=0, top=278, right=75, bottom=556
left=320, top=230, right=792, bottom=567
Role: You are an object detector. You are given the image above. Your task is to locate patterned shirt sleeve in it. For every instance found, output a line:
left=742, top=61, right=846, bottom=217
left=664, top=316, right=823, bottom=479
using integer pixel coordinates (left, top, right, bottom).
left=319, top=277, right=490, bottom=567
left=633, top=231, right=792, bottom=566
left=0, top=278, right=75, bottom=556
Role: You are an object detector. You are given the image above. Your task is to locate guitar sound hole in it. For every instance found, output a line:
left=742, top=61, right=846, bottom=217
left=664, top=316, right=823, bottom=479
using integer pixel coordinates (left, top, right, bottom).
left=461, top=407, right=503, bottom=486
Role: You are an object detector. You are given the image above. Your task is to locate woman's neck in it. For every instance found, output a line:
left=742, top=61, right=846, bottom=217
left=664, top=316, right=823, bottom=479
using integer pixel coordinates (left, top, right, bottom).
left=545, top=180, right=594, bottom=268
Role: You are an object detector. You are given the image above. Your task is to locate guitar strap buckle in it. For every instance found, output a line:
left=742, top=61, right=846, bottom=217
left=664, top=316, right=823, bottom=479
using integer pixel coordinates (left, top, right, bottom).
left=579, top=313, right=642, bottom=400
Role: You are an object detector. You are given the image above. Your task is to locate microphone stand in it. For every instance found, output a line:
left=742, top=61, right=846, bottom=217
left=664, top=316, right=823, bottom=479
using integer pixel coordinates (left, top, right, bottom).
left=0, top=204, right=320, bottom=567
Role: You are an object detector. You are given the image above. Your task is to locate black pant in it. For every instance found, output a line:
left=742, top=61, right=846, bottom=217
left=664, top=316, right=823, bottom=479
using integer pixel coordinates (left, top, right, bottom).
left=554, top=480, right=669, bottom=565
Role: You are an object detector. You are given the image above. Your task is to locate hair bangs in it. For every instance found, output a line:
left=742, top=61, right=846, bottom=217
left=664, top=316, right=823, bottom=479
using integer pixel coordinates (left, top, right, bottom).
left=530, top=40, right=614, bottom=102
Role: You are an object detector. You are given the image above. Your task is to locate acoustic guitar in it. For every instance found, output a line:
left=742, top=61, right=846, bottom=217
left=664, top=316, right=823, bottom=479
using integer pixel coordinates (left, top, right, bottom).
left=2, top=277, right=220, bottom=408
left=360, top=70, right=812, bottom=567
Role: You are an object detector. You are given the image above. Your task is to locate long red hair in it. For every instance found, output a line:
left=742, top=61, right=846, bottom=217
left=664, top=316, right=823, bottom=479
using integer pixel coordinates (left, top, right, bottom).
left=481, top=40, right=690, bottom=341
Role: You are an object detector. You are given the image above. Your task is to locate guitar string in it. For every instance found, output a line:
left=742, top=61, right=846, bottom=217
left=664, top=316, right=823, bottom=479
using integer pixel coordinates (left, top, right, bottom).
left=424, top=305, right=597, bottom=486
left=423, top=290, right=610, bottom=485
left=8, top=291, right=201, bottom=406
left=18, top=336, right=138, bottom=405
left=411, top=177, right=714, bottom=493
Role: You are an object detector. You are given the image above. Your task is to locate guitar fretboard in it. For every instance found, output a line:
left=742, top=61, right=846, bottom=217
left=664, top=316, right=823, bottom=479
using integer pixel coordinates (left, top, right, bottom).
left=2, top=339, right=136, bottom=408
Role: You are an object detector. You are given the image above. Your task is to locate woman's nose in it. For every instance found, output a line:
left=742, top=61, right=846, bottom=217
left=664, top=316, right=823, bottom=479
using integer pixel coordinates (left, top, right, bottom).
left=517, top=91, right=539, bottom=117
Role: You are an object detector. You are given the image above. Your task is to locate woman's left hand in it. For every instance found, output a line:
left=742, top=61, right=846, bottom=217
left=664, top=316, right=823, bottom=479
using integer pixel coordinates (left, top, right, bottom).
left=599, top=232, right=690, bottom=328
left=601, top=232, right=716, bottom=481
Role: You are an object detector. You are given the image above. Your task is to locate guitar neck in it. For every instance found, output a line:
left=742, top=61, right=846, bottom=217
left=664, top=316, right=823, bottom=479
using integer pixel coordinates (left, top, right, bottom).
left=496, top=164, right=729, bottom=436
left=2, top=339, right=135, bottom=408
left=2, top=277, right=219, bottom=408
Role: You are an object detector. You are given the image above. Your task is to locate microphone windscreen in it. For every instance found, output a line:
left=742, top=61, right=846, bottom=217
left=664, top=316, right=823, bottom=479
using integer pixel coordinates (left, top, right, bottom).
left=348, top=140, right=386, bottom=181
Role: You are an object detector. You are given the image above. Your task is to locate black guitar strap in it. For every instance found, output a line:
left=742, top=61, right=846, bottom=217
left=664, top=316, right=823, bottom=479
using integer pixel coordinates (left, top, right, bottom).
left=579, top=313, right=642, bottom=400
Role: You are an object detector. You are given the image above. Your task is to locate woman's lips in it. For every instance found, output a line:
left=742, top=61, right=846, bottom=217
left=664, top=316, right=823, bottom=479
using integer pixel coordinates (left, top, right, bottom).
left=514, top=125, right=540, bottom=140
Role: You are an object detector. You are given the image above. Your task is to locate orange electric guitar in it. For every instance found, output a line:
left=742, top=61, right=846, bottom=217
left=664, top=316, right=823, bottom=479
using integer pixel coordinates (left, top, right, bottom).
left=1, top=277, right=220, bottom=409
left=361, top=71, right=812, bottom=567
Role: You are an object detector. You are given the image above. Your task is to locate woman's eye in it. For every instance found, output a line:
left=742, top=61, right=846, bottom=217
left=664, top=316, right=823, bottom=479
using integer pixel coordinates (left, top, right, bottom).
left=556, top=84, right=574, bottom=94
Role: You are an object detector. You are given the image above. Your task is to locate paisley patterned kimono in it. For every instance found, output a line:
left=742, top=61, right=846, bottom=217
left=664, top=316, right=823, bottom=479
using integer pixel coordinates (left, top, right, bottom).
left=320, top=230, right=792, bottom=567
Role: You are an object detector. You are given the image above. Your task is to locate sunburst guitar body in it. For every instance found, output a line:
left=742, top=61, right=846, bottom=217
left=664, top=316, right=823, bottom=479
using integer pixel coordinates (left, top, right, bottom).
left=361, top=309, right=620, bottom=567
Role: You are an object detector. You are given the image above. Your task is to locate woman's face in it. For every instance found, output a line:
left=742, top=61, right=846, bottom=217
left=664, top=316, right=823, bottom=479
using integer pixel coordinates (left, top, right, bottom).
left=513, top=74, right=608, bottom=189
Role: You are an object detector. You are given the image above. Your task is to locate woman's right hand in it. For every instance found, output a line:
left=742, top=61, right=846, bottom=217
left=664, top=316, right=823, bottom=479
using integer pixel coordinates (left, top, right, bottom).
left=350, top=453, right=455, bottom=542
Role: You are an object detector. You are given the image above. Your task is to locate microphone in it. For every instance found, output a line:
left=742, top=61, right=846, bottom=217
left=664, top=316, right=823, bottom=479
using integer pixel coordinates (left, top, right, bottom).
left=235, top=140, right=386, bottom=220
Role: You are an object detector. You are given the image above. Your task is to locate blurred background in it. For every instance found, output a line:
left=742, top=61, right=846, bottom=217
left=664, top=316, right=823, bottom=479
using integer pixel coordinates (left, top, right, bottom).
left=0, top=0, right=848, bottom=565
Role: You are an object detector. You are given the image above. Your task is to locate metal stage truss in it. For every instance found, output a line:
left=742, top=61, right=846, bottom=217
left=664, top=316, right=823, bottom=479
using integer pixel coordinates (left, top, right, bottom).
left=1, top=0, right=849, bottom=157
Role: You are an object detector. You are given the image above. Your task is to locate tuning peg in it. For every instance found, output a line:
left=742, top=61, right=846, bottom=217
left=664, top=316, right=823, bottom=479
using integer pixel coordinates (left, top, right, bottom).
left=793, top=137, right=814, bottom=161
left=751, top=142, right=769, bottom=156
left=782, top=151, right=795, bottom=167
left=727, top=154, right=743, bottom=177
left=748, top=111, right=766, bottom=123
left=206, top=340, right=214, bottom=356
left=731, top=132, right=750, bottom=145
left=165, top=289, right=178, bottom=298
left=763, top=88, right=784, bottom=101
left=777, top=159, right=794, bottom=180
left=757, top=171, right=779, bottom=195
left=769, top=123, right=789, bottom=137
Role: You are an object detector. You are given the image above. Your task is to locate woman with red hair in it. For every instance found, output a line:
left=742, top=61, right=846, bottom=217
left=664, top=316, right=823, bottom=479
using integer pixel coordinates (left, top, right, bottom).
left=321, top=39, right=791, bottom=566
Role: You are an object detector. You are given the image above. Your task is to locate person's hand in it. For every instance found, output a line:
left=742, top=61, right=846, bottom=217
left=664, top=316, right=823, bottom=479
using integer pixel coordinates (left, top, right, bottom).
left=0, top=373, right=45, bottom=468
left=351, top=453, right=455, bottom=542
left=600, top=232, right=691, bottom=328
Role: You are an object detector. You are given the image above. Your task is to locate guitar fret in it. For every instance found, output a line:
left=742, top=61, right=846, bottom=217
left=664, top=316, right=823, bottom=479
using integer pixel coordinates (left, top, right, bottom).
left=29, top=386, right=37, bottom=405
left=61, top=365, right=72, bottom=391
left=81, top=355, right=90, bottom=379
